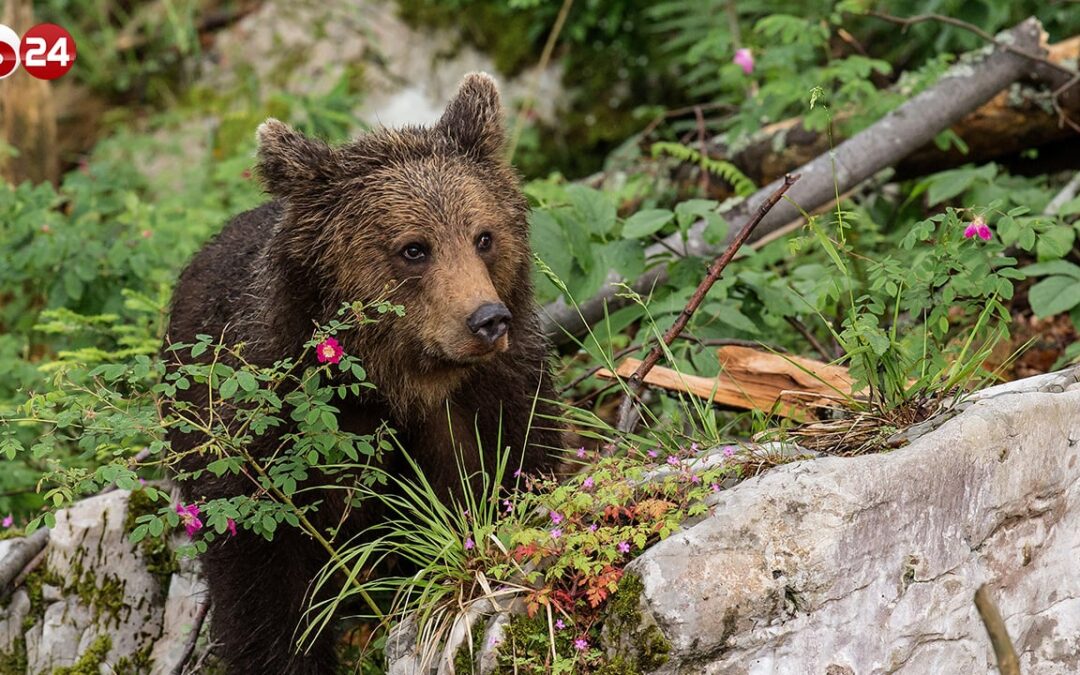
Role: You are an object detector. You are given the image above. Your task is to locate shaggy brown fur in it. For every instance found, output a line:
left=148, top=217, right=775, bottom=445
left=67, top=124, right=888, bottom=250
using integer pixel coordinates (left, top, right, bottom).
left=164, top=73, right=563, bottom=674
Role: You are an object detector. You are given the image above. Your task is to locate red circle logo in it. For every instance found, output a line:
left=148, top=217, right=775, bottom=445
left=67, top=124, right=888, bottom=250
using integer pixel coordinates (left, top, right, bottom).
left=20, top=23, right=76, bottom=80
left=0, top=24, right=20, bottom=80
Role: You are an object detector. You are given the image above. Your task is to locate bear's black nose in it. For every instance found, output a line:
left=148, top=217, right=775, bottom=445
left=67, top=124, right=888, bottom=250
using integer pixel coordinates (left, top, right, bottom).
left=467, top=302, right=512, bottom=345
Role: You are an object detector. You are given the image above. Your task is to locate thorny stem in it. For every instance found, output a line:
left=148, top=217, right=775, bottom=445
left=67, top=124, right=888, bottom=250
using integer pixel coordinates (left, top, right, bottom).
left=239, top=444, right=384, bottom=619
left=614, top=174, right=801, bottom=434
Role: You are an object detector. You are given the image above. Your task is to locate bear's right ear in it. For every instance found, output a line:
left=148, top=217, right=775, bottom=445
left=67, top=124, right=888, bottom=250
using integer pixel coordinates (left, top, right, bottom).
left=255, top=119, right=341, bottom=199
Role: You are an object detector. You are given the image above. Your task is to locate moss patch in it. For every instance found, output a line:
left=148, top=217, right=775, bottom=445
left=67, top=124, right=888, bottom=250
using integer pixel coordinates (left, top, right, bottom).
left=0, top=636, right=28, bottom=674
left=124, top=488, right=179, bottom=598
left=52, top=634, right=112, bottom=675
left=598, top=573, right=671, bottom=672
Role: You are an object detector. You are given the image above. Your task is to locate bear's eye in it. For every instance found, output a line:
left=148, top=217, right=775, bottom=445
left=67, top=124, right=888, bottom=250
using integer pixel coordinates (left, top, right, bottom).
left=401, top=243, right=428, bottom=262
left=476, top=232, right=493, bottom=252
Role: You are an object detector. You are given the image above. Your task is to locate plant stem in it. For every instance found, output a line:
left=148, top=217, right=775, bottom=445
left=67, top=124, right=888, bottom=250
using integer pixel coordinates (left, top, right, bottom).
left=614, top=174, right=801, bottom=434
left=507, top=0, right=575, bottom=159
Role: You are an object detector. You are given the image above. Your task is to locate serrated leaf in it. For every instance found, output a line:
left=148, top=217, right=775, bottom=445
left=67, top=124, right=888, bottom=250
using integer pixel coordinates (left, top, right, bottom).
left=566, top=185, right=617, bottom=235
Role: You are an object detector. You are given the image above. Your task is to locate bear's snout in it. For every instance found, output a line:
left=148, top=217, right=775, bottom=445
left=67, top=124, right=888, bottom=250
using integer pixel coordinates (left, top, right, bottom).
left=467, top=302, right=512, bottom=345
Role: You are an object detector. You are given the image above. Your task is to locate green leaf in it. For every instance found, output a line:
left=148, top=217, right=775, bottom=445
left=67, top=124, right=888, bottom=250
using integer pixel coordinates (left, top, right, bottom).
left=601, top=240, right=645, bottom=280
left=565, top=185, right=617, bottom=235
left=235, top=371, right=258, bottom=392
left=1020, top=260, right=1080, bottom=280
left=1036, top=225, right=1075, bottom=260
left=1028, top=276, right=1080, bottom=318
left=530, top=209, right=573, bottom=284
left=622, top=209, right=672, bottom=239
left=218, top=377, right=238, bottom=399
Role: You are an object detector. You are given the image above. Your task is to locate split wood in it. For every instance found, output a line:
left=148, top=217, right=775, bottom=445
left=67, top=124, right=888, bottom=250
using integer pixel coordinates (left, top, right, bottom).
left=613, top=173, right=800, bottom=434
left=599, top=345, right=853, bottom=422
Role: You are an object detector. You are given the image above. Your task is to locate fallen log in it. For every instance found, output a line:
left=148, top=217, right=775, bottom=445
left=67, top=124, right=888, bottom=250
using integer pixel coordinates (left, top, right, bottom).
left=719, top=36, right=1080, bottom=190
left=596, top=346, right=854, bottom=421
left=0, top=527, right=49, bottom=601
left=541, top=18, right=1047, bottom=345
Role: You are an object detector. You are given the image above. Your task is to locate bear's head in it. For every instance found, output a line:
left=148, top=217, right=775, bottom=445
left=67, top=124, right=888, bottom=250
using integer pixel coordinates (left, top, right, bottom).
left=254, top=74, right=536, bottom=404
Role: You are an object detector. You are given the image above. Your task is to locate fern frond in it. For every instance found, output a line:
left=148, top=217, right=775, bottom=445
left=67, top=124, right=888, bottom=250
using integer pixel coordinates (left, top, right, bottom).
left=651, top=141, right=756, bottom=197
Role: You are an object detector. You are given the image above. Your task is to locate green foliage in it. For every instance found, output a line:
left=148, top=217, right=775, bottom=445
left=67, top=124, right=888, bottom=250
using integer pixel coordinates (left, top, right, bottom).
left=3, top=2, right=1080, bottom=670
left=650, top=142, right=756, bottom=197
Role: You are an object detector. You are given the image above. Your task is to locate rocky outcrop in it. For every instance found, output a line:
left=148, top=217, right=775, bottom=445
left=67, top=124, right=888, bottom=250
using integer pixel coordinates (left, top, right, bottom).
left=612, top=367, right=1080, bottom=673
left=0, top=490, right=205, bottom=674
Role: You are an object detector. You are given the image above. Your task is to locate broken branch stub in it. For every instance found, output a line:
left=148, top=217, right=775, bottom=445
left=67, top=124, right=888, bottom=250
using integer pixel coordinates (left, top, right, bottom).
left=540, top=17, right=1047, bottom=345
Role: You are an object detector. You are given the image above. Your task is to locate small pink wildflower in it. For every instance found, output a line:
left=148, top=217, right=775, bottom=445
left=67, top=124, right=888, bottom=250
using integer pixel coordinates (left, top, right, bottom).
left=733, top=48, right=754, bottom=74
left=502, top=499, right=513, bottom=514
left=464, top=536, right=475, bottom=550
left=690, top=442, right=699, bottom=453
left=689, top=473, right=702, bottom=484
left=964, top=217, right=992, bottom=241
left=647, top=449, right=658, bottom=459
left=711, top=483, right=722, bottom=492
left=555, top=619, right=566, bottom=630
left=175, top=502, right=203, bottom=539
left=551, top=528, right=563, bottom=539
left=513, top=468, right=523, bottom=478
left=588, top=523, right=598, bottom=532
left=666, top=455, right=680, bottom=467
left=487, top=635, right=500, bottom=648
left=617, top=541, right=630, bottom=554
left=582, top=476, right=594, bottom=489
left=316, top=337, right=344, bottom=364
left=722, top=445, right=736, bottom=458
left=576, top=446, right=587, bottom=458
left=226, top=518, right=237, bottom=537
left=550, top=511, right=564, bottom=525
left=2, top=514, right=13, bottom=528
left=574, top=637, right=589, bottom=651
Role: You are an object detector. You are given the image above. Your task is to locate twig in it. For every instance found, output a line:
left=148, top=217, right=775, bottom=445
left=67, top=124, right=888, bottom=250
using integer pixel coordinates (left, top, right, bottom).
left=637, top=102, right=733, bottom=141
left=507, top=0, right=575, bottom=159
left=9, top=546, right=47, bottom=591
left=186, top=639, right=219, bottom=674
left=614, top=174, right=801, bottom=433
left=695, top=106, right=710, bottom=193
left=173, top=598, right=212, bottom=675
left=974, top=585, right=1020, bottom=675
left=784, top=315, right=832, bottom=361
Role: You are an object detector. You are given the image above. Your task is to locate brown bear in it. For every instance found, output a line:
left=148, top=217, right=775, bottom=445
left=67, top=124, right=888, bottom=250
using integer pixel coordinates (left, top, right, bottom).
left=164, top=73, right=563, bottom=674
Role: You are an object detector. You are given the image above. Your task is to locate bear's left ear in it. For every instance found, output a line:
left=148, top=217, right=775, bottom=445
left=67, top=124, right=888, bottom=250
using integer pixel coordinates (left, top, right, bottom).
left=255, top=119, right=342, bottom=199
left=436, top=72, right=505, bottom=158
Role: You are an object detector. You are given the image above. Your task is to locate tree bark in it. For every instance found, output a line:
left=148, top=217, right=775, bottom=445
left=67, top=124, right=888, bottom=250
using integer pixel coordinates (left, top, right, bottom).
left=541, top=18, right=1047, bottom=345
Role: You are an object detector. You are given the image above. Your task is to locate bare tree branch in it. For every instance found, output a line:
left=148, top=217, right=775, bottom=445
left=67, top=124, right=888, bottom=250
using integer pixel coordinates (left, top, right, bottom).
left=614, top=175, right=800, bottom=433
left=974, top=585, right=1020, bottom=675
